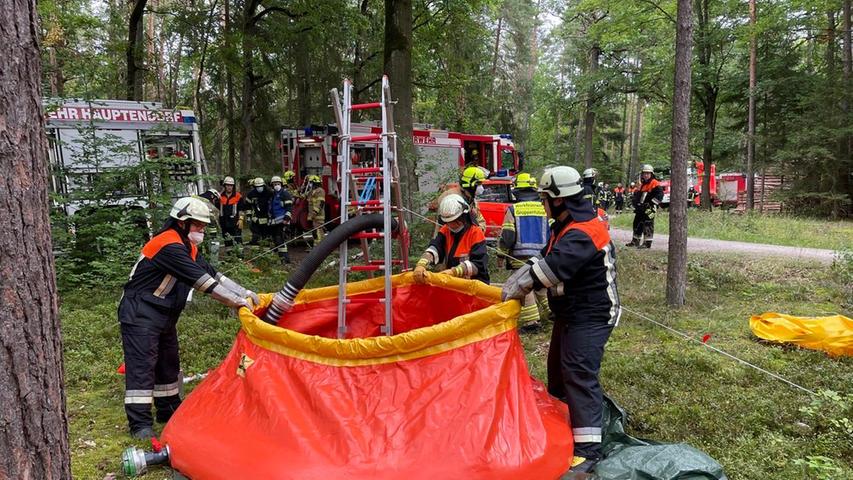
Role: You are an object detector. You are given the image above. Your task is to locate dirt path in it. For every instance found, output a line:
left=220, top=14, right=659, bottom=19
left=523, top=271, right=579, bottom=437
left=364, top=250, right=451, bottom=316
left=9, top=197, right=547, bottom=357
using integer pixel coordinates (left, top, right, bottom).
left=610, top=228, right=838, bottom=264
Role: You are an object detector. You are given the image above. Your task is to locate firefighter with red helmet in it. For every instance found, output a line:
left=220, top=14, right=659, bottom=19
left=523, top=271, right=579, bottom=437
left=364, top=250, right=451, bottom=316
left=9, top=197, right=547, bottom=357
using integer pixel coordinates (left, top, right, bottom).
left=500, top=166, right=620, bottom=474
left=414, top=193, right=490, bottom=284
left=118, top=197, right=259, bottom=439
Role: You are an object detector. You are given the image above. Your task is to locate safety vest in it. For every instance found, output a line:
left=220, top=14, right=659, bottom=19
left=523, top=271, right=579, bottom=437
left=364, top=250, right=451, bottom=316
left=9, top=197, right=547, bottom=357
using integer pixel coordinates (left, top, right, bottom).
left=219, top=192, right=242, bottom=219
left=508, top=201, right=549, bottom=258
left=545, top=213, right=611, bottom=256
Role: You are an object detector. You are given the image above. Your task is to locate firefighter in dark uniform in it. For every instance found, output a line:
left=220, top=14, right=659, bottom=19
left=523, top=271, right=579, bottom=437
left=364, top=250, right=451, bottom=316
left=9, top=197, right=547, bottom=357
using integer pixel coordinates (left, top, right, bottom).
left=613, top=183, right=625, bottom=213
left=501, top=166, right=621, bottom=474
left=219, top=176, right=244, bottom=251
left=413, top=193, right=490, bottom=284
left=498, top=172, right=550, bottom=331
left=581, top=168, right=600, bottom=208
left=118, top=197, right=260, bottom=439
left=245, top=177, right=273, bottom=245
left=268, top=175, right=293, bottom=264
left=626, top=164, right=664, bottom=248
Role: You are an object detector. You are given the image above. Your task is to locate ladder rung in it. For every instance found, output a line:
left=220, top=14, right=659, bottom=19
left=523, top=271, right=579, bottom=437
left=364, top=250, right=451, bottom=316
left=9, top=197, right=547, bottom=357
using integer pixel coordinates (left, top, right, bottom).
left=351, top=232, right=384, bottom=239
left=350, top=167, right=382, bottom=174
left=351, top=134, right=381, bottom=142
left=349, top=265, right=385, bottom=271
left=344, top=296, right=385, bottom=303
left=347, top=200, right=382, bottom=206
left=354, top=176, right=383, bottom=182
left=368, top=260, right=402, bottom=265
left=356, top=205, right=386, bottom=211
left=351, top=102, right=381, bottom=111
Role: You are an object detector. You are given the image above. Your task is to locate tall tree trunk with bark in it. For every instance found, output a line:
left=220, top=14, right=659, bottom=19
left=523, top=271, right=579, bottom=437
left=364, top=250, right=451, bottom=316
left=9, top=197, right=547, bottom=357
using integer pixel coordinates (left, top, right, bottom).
left=225, top=0, right=236, bottom=176
left=666, top=0, right=694, bottom=307
left=841, top=0, right=852, bottom=213
left=696, top=0, right=717, bottom=211
left=0, top=0, right=71, bottom=476
left=385, top=0, right=417, bottom=210
left=583, top=45, right=600, bottom=169
left=126, top=0, right=148, bottom=100
left=746, top=0, right=756, bottom=210
left=239, top=0, right=261, bottom=173
left=629, top=96, right=643, bottom=184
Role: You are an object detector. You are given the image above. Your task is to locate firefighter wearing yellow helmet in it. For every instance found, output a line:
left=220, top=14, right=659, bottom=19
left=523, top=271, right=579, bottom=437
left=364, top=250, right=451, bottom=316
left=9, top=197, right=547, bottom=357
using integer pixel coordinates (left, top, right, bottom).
left=118, top=197, right=259, bottom=440
left=414, top=193, right=490, bottom=285
left=305, top=174, right=326, bottom=247
left=433, top=165, right=487, bottom=235
left=498, top=172, right=550, bottom=332
left=502, top=165, right=620, bottom=474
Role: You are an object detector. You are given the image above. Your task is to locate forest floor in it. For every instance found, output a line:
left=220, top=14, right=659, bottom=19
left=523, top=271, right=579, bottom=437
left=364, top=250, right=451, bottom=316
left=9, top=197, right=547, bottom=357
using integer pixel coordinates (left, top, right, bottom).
left=63, top=224, right=852, bottom=479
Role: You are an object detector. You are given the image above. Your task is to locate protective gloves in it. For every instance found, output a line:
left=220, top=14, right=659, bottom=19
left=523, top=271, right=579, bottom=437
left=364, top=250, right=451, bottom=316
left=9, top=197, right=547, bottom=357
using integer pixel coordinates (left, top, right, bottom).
left=645, top=206, right=656, bottom=219
left=210, top=283, right=250, bottom=309
left=217, top=274, right=260, bottom=306
left=413, top=258, right=430, bottom=284
left=501, top=262, right=534, bottom=301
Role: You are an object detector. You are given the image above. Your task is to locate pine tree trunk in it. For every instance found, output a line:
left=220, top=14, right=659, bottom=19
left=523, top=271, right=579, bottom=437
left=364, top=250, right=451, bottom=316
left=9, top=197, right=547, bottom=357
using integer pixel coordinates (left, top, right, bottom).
left=841, top=0, right=852, bottom=214
left=239, top=0, right=260, bottom=173
left=0, top=0, right=71, bottom=476
left=384, top=0, right=417, bottom=211
left=746, top=0, right=756, bottom=210
left=666, top=0, right=693, bottom=307
left=583, top=45, right=600, bottom=169
left=629, top=96, right=643, bottom=183
left=225, top=0, right=236, bottom=177
left=126, top=0, right=148, bottom=100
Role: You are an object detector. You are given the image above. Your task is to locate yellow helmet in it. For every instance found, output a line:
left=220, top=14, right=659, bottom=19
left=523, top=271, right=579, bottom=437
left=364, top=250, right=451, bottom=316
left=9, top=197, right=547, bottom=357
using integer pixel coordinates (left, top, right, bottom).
left=460, top=166, right=486, bottom=188
left=307, top=175, right=322, bottom=184
left=513, top=172, right=537, bottom=189
left=283, top=171, right=296, bottom=183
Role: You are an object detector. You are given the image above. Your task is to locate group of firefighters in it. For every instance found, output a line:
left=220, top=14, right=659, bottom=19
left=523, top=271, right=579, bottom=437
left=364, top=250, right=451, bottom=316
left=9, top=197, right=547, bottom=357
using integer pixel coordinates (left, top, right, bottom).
left=195, top=172, right=328, bottom=265
left=117, top=160, right=665, bottom=474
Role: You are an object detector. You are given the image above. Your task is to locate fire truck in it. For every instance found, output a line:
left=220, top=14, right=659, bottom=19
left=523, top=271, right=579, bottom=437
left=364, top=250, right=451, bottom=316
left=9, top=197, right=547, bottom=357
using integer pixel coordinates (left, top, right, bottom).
left=44, top=98, right=207, bottom=216
left=279, top=123, right=522, bottom=227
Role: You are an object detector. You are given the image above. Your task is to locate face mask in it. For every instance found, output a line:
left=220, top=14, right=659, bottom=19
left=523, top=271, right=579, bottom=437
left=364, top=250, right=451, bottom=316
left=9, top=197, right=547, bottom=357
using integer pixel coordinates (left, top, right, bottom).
left=188, top=231, right=205, bottom=245
left=475, top=185, right=485, bottom=196
left=255, top=186, right=264, bottom=192
left=274, top=184, right=282, bottom=191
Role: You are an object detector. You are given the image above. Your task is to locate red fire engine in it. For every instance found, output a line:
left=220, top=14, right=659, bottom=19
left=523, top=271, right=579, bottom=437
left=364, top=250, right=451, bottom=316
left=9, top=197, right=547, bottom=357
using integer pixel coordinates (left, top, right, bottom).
left=279, top=124, right=522, bottom=228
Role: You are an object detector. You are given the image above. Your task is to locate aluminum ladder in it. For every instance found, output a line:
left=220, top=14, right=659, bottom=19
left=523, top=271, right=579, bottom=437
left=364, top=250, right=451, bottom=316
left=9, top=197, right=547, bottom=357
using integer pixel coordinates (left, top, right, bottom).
left=330, top=76, right=409, bottom=339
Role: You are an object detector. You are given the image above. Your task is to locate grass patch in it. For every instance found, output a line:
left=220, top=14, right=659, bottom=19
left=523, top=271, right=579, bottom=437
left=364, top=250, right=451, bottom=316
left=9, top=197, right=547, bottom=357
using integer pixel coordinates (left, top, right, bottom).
left=608, top=210, right=853, bottom=251
left=63, top=239, right=852, bottom=479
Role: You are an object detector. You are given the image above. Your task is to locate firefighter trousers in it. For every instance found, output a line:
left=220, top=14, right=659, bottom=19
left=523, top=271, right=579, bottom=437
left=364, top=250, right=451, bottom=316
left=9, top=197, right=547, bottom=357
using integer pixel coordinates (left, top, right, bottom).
left=546, top=318, right=613, bottom=459
left=270, top=222, right=290, bottom=261
left=631, top=211, right=655, bottom=243
left=120, top=322, right=182, bottom=433
left=221, top=222, right=243, bottom=246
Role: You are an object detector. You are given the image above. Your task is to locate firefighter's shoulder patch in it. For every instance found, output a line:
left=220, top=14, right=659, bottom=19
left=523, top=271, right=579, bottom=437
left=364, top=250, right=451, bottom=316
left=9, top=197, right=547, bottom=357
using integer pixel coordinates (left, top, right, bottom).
left=236, top=353, right=255, bottom=378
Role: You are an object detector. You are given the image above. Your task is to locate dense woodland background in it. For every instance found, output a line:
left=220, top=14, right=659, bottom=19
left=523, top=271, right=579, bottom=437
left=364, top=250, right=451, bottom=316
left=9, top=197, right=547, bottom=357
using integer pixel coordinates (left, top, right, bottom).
left=38, top=0, right=852, bottom=216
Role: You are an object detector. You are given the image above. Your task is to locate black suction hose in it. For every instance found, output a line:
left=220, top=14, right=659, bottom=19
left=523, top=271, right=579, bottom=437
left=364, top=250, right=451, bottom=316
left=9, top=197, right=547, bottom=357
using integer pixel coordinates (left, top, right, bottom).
left=263, top=214, right=399, bottom=325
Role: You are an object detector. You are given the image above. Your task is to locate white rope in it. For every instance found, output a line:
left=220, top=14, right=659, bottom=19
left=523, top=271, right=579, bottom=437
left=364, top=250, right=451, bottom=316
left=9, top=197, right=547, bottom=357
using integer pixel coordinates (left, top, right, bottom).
left=621, top=306, right=817, bottom=396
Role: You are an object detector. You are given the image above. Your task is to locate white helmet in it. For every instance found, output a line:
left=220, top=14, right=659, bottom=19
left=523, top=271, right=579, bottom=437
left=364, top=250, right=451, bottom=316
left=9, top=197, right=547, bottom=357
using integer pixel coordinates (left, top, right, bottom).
left=538, top=166, right=583, bottom=198
left=222, top=176, right=235, bottom=186
left=270, top=175, right=282, bottom=185
left=253, top=177, right=265, bottom=187
left=170, top=197, right=211, bottom=224
left=641, top=164, right=654, bottom=174
left=438, top=193, right=469, bottom=223
left=582, top=168, right=598, bottom=179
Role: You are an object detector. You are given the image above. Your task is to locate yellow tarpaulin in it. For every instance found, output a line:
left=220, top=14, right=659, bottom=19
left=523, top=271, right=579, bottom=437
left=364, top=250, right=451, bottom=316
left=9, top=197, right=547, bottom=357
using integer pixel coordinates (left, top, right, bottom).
left=749, top=312, right=853, bottom=357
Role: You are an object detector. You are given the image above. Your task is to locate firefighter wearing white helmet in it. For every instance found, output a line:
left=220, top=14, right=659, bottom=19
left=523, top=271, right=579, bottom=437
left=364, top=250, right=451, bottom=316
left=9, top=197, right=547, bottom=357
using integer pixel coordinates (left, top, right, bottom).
left=499, top=172, right=551, bottom=332
left=413, top=193, right=490, bottom=285
left=245, top=176, right=273, bottom=245
left=219, top=176, right=245, bottom=250
left=118, top=197, right=260, bottom=440
left=432, top=166, right=487, bottom=235
left=502, top=165, right=620, bottom=474
left=581, top=167, right=600, bottom=208
left=626, top=164, right=663, bottom=248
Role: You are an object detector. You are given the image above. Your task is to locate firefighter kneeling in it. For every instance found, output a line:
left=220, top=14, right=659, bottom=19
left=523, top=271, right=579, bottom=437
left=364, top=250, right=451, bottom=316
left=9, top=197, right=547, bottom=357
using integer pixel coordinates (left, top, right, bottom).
left=501, top=166, right=621, bottom=474
left=414, top=194, right=490, bottom=284
left=118, top=197, right=260, bottom=440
